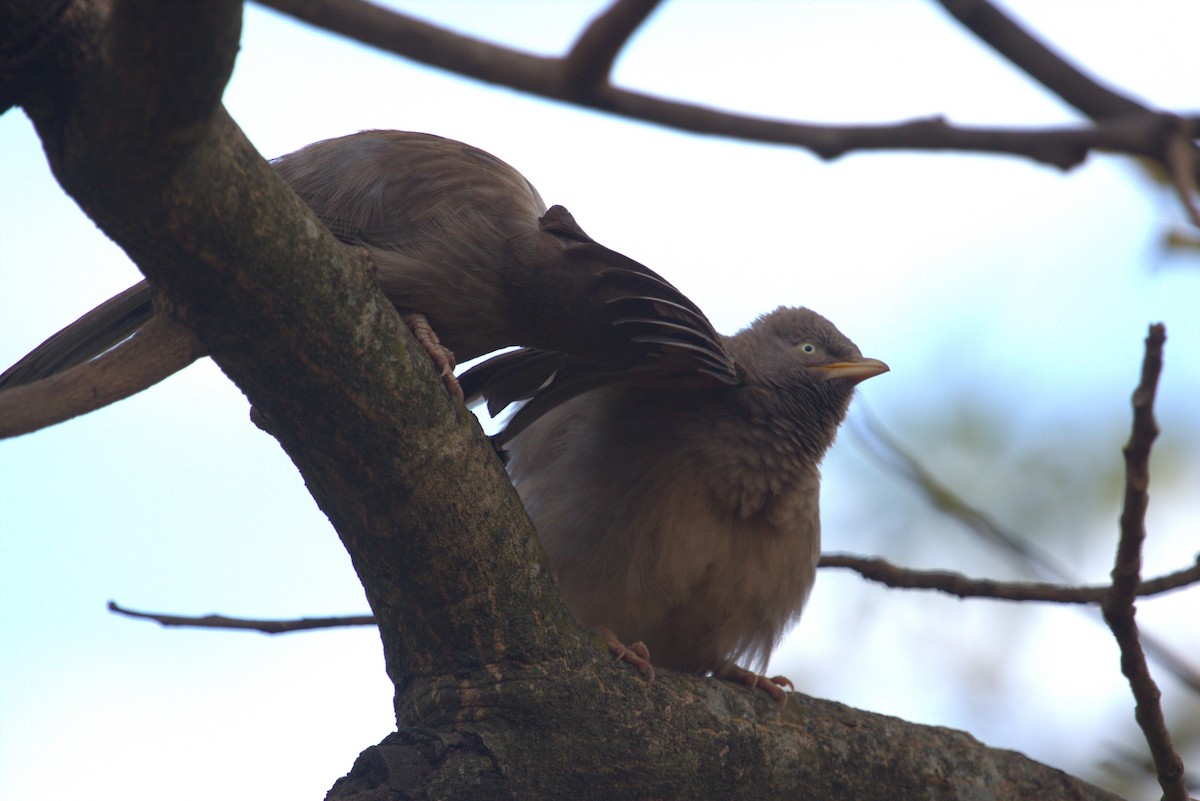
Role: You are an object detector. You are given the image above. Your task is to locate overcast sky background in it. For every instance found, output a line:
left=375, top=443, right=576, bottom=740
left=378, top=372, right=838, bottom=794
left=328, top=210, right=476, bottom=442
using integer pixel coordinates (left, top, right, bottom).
left=2, top=2, right=1198, bottom=798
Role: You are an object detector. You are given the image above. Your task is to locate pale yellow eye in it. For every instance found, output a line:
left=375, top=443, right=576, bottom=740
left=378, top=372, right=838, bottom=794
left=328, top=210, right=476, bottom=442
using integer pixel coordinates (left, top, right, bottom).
left=799, top=343, right=817, bottom=354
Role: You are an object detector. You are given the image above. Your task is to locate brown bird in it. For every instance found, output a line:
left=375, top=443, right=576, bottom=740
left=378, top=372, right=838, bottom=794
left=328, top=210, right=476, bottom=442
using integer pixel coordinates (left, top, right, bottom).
left=462, top=306, right=888, bottom=701
left=0, top=131, right=736, bottom=408
left=3, top=131, right=887, bottom=704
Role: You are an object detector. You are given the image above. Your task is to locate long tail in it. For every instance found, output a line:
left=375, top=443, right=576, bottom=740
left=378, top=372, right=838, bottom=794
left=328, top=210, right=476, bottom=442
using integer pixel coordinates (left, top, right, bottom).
left=0, top=281, right=154, bottom=388
left=0, top=282, right=205, bottom=438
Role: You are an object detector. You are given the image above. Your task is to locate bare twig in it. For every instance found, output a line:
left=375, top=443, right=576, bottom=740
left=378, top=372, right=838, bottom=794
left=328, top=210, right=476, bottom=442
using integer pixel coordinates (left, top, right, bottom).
left=254, top=0, right=1198, bottom=170
left=852, top=409, right=1074, bottom=582
left=107, top=601, right=376, bottom=634
left=852, top=409, right=1200, bottom=694
left=820, top=553, right=1200, bottom=604
left=936, top=0, right=1200, bottom=197
left=107, top=553, right=1200, bottom=634
left=1100, top=323, right=1188, bottom=801
left=935, top=0, right=1147, bottom=120
left=0, top=314, right=205, bottom=439
left=562, top=0, right=663, bottom=95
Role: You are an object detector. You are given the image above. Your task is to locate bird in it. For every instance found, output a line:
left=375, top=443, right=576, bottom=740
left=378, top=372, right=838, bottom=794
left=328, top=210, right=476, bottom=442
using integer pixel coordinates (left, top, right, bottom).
left=0, top=130, right=737, bottom=409
left=2, top=131, right=888, bottom=703
left=461, top=306, right=888, bottom=702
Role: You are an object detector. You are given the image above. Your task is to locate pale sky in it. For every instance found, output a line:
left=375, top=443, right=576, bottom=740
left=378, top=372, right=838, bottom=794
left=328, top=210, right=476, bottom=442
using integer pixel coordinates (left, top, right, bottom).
left=2, top=2, right=1198, bottom=799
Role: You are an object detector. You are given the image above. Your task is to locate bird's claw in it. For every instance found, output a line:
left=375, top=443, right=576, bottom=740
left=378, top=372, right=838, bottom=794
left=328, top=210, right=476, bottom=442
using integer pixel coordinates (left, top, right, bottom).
left=596, top=627, right=655, bottom=682
left=716, top=662, right=793, bottom=705
left=402, top=312, right=463, bottom=403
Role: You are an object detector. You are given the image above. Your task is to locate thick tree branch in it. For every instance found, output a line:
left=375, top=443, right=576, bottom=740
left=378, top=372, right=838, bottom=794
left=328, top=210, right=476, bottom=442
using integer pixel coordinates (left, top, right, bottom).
left=14, top=0, right=575, bottom=701
left=0, top=0, right=72, bottom=109
left=1101, top=324, right=1188, bottom=801
left=256, top=0, right=1198, bottom=172
left=331, top=690, right=1126, bottom=801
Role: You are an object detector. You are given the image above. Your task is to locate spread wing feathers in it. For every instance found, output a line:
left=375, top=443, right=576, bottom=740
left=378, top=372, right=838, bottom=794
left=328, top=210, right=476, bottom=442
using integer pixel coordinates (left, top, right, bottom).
left=462, top=339, right=737, bottom=446
left=0, top=281, right=153, bottom=389
left=458, top=348, right=568, bottom=418
left=547, top=237, right=736, bottom=374
left=462, top=248, right=740, bottom=445
left=464, top=205, right=740, bottom=442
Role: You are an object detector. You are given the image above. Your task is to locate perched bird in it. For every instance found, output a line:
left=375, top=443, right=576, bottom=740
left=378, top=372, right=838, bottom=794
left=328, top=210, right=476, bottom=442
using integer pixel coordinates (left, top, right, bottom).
left=0, top=131, right=736, bottom=407
left=462, top=307, right=888, bottom=701
left=2, top=130, right=888, bottom=704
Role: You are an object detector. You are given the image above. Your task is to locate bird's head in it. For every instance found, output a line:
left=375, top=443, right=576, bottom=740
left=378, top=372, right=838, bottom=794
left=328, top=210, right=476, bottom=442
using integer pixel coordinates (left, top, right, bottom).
left=727, top=306, right=889, bottom=455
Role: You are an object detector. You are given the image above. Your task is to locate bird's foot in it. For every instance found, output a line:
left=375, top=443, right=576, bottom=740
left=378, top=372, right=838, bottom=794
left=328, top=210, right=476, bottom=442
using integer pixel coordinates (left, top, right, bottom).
left=595, top=627, right=655, bottom=682
left=401, top=313, right=463, bottom=403
left=714, top=662, right=794, bottom=705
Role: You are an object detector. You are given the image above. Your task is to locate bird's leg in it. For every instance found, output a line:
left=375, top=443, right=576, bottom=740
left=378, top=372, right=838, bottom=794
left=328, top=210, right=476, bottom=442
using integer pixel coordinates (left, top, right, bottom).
left=401, top=313, right=463, bottom=403
left=594, top=627, right=655, bottom=681
left=714, top=662, right=794, bottom=705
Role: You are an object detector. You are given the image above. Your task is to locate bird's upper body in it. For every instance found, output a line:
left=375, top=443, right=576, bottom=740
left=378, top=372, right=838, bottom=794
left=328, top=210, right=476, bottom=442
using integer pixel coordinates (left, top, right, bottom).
left=1, top=129, right=889, bottom=687
left=1, top=130, right=735, bottom=399
left=477, top=306, right=888, bottom=675
left=272, top=131, right=735, bottom=377
left=272, top=130, right=547, bottom=362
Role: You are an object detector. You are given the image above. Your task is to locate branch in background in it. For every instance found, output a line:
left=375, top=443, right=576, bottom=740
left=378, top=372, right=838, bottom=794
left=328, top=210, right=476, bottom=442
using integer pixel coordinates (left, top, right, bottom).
left=255, top=0, right=1200, bottom=175
left=851, top=409, right=1200, bottom=694
left=107, top=601, right=375, bottom=634
left=935, top=0, right=1147, bottom=120
left=1101, top=324, right=1188, bottom=801
left=561, top=0, right=662, bottom=95
left=936, top=0, right=1200, bottom=217
left=109, top=553, right=1200, bottom=634
left=820, top=553, right=1200, bottom=604
left=851, top=408, right=1075, bottom=582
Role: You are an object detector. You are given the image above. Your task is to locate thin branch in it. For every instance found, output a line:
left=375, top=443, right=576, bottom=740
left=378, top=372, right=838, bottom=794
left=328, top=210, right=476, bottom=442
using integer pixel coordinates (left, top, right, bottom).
left=852, top=408, right=1200, bottom=694
left=820, top=553, right=1200, bottom=604
left=562, top=0, right=663, bottom=95
left=935, top=0, right=1147, bottom=120
left=106, top=553, right=1200, bottom=634
left=108, top=601, right=376, bottom=634
left=1101, top=323, right=1188, bottom=801
left=255, top=0, right=1199, bottom=171
left=0, top=314, right=205, bottom=439
left=851, top=409, right=1075, bottom=582
left=936, top=0, right=1200, bottom=191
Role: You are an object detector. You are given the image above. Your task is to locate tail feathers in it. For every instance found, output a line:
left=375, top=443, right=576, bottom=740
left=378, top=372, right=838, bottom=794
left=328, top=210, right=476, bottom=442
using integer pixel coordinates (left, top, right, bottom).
left=0, top=281, right=153, bottom=389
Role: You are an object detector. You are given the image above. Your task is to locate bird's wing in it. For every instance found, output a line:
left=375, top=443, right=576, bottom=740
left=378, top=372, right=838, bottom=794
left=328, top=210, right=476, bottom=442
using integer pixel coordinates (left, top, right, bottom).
left=461, top=216, right=740, bottom=445
left=271, top=130, right=546, bottom=251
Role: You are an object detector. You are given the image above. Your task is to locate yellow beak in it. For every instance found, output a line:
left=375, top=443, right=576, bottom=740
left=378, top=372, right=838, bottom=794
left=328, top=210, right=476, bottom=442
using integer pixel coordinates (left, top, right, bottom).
left=818, top=357, right=890, bottom=384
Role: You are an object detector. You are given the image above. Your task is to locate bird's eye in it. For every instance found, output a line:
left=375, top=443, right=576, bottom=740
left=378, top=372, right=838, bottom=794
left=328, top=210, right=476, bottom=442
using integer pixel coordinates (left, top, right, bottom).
left=799, top=343, right=818, bottom=354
